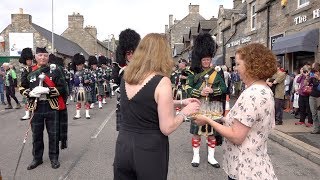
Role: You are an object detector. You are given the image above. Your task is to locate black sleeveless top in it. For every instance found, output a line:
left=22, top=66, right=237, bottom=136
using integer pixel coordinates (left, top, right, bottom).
left=120, top=75, right=164, bottom=133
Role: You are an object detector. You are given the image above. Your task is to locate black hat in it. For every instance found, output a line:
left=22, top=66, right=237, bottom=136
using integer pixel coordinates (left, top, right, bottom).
left=49, top=54, right=64, bottom=67
left=72, top=53, right=85, bottom=66
left=88, top=56, right=98, bottom=66
left=190, top=33, right=217, bottom=74
left=98, top=55, right=108, bottom=65
left=116, top=28, right=140, bottom=66
left=36, top=47, right=48, bottom=54
left=19, top=48, right=33, bottom=65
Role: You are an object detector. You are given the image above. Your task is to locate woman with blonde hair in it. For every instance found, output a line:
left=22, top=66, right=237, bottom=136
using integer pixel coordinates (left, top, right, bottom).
left=113, top=33, right=200, bottom=180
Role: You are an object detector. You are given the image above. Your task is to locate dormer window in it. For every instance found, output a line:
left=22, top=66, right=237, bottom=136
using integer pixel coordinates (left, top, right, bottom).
left=251, top=2, right=256, bottom=31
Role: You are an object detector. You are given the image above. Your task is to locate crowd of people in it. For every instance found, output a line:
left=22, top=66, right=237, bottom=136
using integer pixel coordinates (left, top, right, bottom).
left=2, top=28, right=319, bottom=179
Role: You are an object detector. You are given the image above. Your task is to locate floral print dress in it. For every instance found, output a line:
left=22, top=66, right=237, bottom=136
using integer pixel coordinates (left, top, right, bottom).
left=222, top=84, right=278, bottom=180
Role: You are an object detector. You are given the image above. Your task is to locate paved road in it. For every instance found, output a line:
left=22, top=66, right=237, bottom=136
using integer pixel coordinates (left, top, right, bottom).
left=0, top=98, right=319, bottom=180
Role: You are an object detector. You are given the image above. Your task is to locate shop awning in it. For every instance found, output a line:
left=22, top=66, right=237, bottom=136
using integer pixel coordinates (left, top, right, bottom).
left=272, top=29, right=319, bottom=55
left=211, top=55, right=224, bottom=65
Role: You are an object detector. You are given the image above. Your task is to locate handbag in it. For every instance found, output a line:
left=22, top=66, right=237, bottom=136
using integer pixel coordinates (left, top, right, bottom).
left=302, top=85, right=312, bottom=95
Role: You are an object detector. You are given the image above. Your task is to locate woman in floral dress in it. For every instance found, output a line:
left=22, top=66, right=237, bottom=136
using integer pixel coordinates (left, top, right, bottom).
left=194, top=43, right=278, bottom=180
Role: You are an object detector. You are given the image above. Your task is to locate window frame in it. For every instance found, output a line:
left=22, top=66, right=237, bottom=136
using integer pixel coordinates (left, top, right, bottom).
left=250, top=2, right=257, bottom=31
left=298, top=0, right=310, bottom=9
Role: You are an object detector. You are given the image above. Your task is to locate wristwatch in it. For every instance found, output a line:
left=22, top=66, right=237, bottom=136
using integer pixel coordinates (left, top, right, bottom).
left=177, top=111, right=189, bottom=122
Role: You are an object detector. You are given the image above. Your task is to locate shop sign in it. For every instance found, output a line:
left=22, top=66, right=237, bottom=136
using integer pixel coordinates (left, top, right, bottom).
left=270, top=34, right=284, bottom=50
left=294, top=8, right=320, bottom=25
left=226, top=36, right=251, bottom=48
left=314, top=8, right=320, bottom=19
left=294, top=15, right=307, bottom=25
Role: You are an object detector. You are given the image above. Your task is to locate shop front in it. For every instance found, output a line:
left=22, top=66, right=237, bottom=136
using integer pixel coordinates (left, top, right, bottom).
left=272, top=28, right=319, bottom=72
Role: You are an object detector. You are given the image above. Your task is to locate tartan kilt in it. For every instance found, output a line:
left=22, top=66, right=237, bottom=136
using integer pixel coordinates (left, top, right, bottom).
left=190, top=120, right=223, bottom=146
left=96, top=82, right=105, bottom=96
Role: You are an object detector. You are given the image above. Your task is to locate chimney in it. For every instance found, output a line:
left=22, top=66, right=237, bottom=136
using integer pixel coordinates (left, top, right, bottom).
left=84, top=25, right=97, bottom=39
left=189, top=4, right=199, bottom=14
left=165, top=25, right=168, bottom=33
left=169, top=14, right=173, bottom=28
left=11, top=8, right=32, bottom=27
left=233, top=0, right=242, bottom=9
left=68, top=12, right=84, bottom=29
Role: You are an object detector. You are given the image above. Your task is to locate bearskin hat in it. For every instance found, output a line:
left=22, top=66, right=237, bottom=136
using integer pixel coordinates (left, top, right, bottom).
left=98, top=55, right=108, bottom=65
left=71, top=53, right=85, bottom=71
left=19, top=48, right=33, bottom=65
left=190, top=33, right=218, bottom=74
left=49, top=54, right=64, bottom=67
left=88, top=55, right=98, bottom=67
left=116, top=28, right=141, bottom=66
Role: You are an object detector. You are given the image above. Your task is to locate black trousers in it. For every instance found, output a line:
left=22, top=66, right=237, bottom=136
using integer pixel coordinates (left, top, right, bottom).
left=5, top=86, right=19, bottom=106
left=31, top=101, right=59, bottom=161
left=298, top=95, right=313, bottom=124
left=275, top=98, right=285, bottom=123
left=114, top=130, right=169, bottom=180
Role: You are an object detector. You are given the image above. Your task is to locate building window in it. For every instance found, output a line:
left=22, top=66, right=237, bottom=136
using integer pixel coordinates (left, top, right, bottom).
left=298, top=0, right=310, bottom=8
left=251, top=2, right=256, bottom=31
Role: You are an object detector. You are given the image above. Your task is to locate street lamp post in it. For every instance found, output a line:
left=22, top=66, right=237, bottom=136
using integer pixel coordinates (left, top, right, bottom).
left=51, top=0, right=54, bottom=54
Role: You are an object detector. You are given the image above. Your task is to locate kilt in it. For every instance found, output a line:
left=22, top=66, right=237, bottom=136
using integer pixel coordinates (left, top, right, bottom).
left=96, top=82, right=105, bottom=96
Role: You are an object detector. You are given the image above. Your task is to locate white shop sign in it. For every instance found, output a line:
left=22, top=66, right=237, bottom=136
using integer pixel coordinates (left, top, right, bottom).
left=294, top=8, right=320, bottom=25
left=226, top=36, right=251, bottom=48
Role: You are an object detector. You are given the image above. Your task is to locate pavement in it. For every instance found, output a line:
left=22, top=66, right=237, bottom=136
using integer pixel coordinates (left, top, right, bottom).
left=270, top=112, right=320, bottom=165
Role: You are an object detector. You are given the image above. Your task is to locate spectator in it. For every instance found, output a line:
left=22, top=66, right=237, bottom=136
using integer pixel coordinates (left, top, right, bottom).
left=309, top=62, right=320, bottom=133
left=295, top=64, right=313, bottom=126
left=0, top=65, right=6, bottom=105
left=230, top=66, right=241, bottom=97
left=3, top=63, right=21, bottom=109
left=267, top=62, right=286, bottom=125
left=113, top=33, right=200, bottom=180
left=194, top=43, right=278, bottom=180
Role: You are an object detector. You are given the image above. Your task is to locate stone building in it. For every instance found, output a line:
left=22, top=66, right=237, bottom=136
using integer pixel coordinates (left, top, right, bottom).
left=62, top=12, right=113, bottom=58
left=0, top=9, right=89, bottom=65
left=165, top=3, right=205, bottom=56
left=215, top=0, right=320, bottom=72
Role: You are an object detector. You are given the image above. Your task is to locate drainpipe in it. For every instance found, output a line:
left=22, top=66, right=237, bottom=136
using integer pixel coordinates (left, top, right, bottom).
left=222, top=31, right=226, bottom=65
left=266, top=4, right=271, bottom=47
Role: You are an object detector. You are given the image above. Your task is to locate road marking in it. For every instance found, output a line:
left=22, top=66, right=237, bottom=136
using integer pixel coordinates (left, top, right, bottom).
left=90, top=109, right=116, bottom=139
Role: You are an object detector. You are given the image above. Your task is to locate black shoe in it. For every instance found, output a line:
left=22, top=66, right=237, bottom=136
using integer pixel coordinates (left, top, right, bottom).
left=294, top=115, right=300, bottom=119
left=191, top=162, right=199, bottom=167
left=208, top=162, right=220, bottom=168
left=5, top=105, right=13, bottom=109
left=275, top=121, right=283, bottom=125
left=311, top=130, right=320, bottom=134
left=61, top=141, right=68, bottom=149
left=51, top=159, right=60, bottom=169
left=1, top=102, right=6, bottom=105
left=27, top=160, right=43, bottom=170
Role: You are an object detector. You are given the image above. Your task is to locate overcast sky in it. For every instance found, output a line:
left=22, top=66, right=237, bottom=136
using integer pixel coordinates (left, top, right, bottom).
left=0, top=0, right=233, bottom=40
